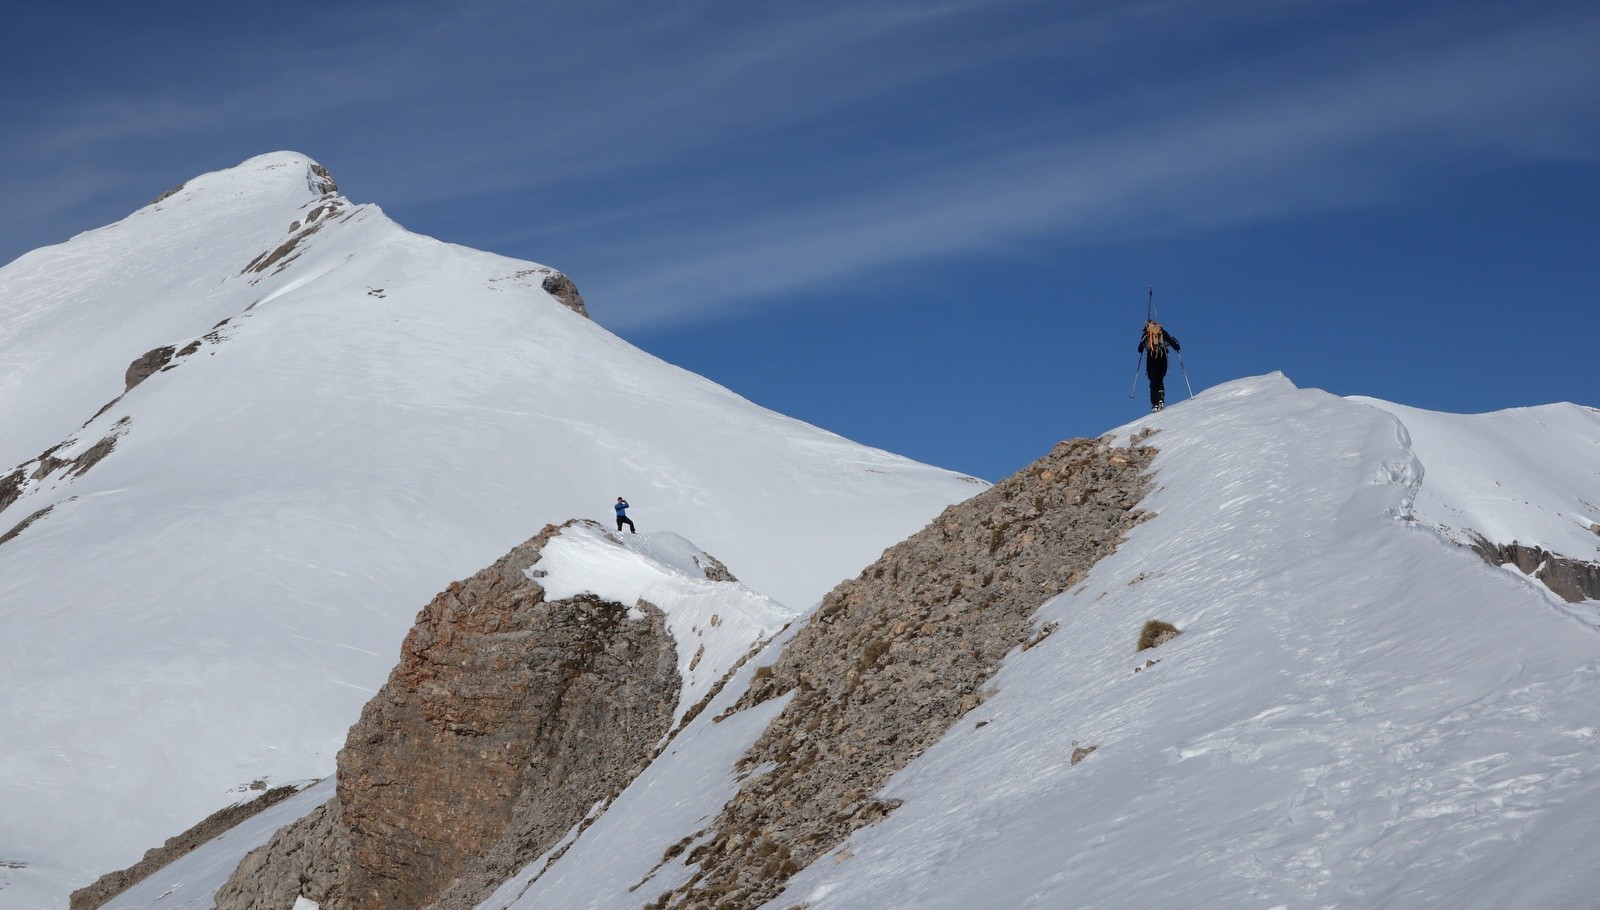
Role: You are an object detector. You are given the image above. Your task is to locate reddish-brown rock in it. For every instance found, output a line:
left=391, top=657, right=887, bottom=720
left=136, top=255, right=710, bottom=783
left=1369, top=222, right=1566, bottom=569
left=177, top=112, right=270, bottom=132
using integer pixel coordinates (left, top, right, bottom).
left=216, top=522, right=681, bottom=910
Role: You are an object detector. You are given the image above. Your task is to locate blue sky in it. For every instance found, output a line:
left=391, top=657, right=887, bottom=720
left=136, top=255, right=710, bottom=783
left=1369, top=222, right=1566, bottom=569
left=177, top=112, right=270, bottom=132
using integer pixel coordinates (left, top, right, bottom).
left=3, top=0, right=1596, bottom=480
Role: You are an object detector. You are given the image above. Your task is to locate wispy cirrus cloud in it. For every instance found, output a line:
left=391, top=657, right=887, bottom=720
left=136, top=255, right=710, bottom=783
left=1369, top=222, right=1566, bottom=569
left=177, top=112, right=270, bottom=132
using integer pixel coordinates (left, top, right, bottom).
left=2, top=0, right=1596, bottom=320
left=558, top=5, right=1600, bottom=326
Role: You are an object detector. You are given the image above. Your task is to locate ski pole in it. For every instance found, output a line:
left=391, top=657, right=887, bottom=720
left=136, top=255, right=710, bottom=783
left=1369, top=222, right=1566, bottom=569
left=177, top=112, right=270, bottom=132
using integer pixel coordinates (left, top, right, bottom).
left=1129, top=352, right=1144, bottom=398
left=1177, top=350, right=1194, bottom=399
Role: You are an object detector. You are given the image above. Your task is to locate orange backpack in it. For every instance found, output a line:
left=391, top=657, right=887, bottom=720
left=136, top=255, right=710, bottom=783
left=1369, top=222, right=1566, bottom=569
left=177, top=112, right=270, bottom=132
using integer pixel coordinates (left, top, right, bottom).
left=1144, top=321, right=1167, bottom=356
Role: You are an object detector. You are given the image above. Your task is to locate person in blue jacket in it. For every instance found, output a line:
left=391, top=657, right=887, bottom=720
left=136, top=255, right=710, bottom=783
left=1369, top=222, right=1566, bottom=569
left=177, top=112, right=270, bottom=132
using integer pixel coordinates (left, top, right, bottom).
left=614, top=496, right=636, bottom=533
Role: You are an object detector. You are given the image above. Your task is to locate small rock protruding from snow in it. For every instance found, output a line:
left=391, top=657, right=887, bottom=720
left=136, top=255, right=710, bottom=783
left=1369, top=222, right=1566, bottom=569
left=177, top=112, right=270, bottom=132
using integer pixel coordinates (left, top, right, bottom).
left=307, top=162, right=337, bottom=196
left=540, top=272, right=588, bottom=318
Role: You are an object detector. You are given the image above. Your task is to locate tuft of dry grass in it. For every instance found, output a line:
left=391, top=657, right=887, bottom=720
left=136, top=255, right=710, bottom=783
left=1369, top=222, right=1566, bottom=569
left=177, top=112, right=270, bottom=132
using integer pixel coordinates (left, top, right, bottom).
left=1136, top=619, right=1180, bottom=652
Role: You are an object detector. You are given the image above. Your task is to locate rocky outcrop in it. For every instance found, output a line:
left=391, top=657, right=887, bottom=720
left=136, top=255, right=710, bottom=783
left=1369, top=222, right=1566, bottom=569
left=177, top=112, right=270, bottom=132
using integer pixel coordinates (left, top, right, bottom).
left=213, top=799, right=353, bottom=910
left=216, top=522, right=682, bottom=910
left=540, top=273, right=588, bottom=318
left=70, top=785, right=303, bottom=910
left=1472, top=537, right=1600, bottom=603
left=0, top=504, right=57, bottom=547
left=149, top=183, right=186, bottom=205
left=309, top=163, right=338, bottom=196
left=125, top=346, right=177, bottom=391
left=650, top=433, right=1157, bottom=909
left=114, top=327, right=227, bottom=408
left=1137, top=619, right=1181, bottom=651
left=242, top=199, right=344, bottom=276
left=0, top=419, right=130, bottom=546
left=0, top=467, right=23, bottom=515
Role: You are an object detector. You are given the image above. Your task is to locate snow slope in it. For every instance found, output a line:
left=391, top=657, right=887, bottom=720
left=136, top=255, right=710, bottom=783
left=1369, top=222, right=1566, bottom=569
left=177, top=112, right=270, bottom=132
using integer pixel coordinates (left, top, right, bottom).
left=759, top=376, right=1600, bottom=909
left=95, top=782, right=335, bottom=910
left=0, top=153, right=982, bottom=908
left=103, top=376, right=1600, bottom=910
left=462, top=374, right=1600, bottom=910
left=1355, top=397, right=1600, bottom=561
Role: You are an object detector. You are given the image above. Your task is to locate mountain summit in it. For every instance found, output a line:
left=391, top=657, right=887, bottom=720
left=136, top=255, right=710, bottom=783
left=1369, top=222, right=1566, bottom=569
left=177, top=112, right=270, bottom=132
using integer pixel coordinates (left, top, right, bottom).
left=0, top=153, right=983, bottom=907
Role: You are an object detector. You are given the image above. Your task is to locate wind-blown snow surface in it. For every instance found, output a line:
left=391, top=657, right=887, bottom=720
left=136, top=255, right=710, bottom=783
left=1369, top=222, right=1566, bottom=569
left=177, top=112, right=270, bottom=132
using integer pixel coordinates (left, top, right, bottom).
left=0, top=153, right=981, bottom=908
left=473, top=374, right=1600, bottom=910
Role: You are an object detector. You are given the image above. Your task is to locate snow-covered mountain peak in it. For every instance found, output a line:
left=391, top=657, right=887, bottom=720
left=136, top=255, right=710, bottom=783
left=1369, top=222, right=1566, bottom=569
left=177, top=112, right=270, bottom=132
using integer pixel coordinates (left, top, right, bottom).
left=146, top=151, right=338, bottom=212
left=0, top=152, right=367, bottom=467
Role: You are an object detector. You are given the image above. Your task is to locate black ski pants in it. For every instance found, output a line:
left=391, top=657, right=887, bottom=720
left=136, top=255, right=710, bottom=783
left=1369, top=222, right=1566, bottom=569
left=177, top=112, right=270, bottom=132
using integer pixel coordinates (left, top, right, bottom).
left=616, top=515, right=635, bottom=533
left=1146, top=355, right=1168, bottom=408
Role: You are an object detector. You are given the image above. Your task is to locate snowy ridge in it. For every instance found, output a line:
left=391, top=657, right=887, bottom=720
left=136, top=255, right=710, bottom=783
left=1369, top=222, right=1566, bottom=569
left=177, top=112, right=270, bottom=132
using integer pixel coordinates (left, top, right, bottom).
left=488, top=375, right=1600, bottom=909
left=1356, top=396, right=1600, bottom=560
left=9, top=152, right=1597, bottom=909
left=86, top=375, right=1600, bottom=910
left=760, top=376, right=1600, bottom=909
left=528, top=523, right=795, bottom=724
left=0, top=152, right=345, bottom=465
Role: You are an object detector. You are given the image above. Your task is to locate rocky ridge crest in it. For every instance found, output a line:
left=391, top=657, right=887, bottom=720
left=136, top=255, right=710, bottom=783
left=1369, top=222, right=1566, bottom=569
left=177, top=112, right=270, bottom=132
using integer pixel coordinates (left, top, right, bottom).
left=648, top=432, right=1158, bottom=908
left=215, top=522, right=683, bottom=910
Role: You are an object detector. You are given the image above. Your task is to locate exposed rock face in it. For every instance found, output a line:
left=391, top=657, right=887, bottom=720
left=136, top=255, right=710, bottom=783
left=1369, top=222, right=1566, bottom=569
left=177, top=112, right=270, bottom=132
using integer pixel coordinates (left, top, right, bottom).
left=0, top=419, right=130, bottom=546
left=309, top=162, right=339, bottom=195
left=216, top=522, right=682, bottom=910
left=484, top=268, right=589, bottom=318
left=125, top=346, right=177, bottom=391
left=0, top=468, right=23, bottom=515
left=149, top=183, right=186, bottom=204
left=242, top=198, right=344, bottom=276
left=213, top=799, right=353, bottom=910
left=1136, top=619, right=1181, bottom=651
left=652, top=433, right=1157, bottom=909
left=540, top=272, right=588, bottom=318
left=0, top=504, right=56, bottom=547
left=1472, top=537, right=1600, bottom=603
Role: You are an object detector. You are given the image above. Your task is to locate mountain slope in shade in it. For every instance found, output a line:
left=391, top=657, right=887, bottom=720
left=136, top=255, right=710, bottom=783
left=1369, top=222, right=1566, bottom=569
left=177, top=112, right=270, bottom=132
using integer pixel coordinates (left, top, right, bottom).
left=0, top=153, right=983, bottom=908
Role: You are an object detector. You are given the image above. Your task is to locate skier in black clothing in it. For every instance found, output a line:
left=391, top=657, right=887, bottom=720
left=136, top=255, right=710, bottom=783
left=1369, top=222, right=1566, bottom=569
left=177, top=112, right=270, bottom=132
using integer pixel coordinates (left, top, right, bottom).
left=614, top=497, right=635, bottom=533
left=1137, top=320, right=1181, bottom=411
